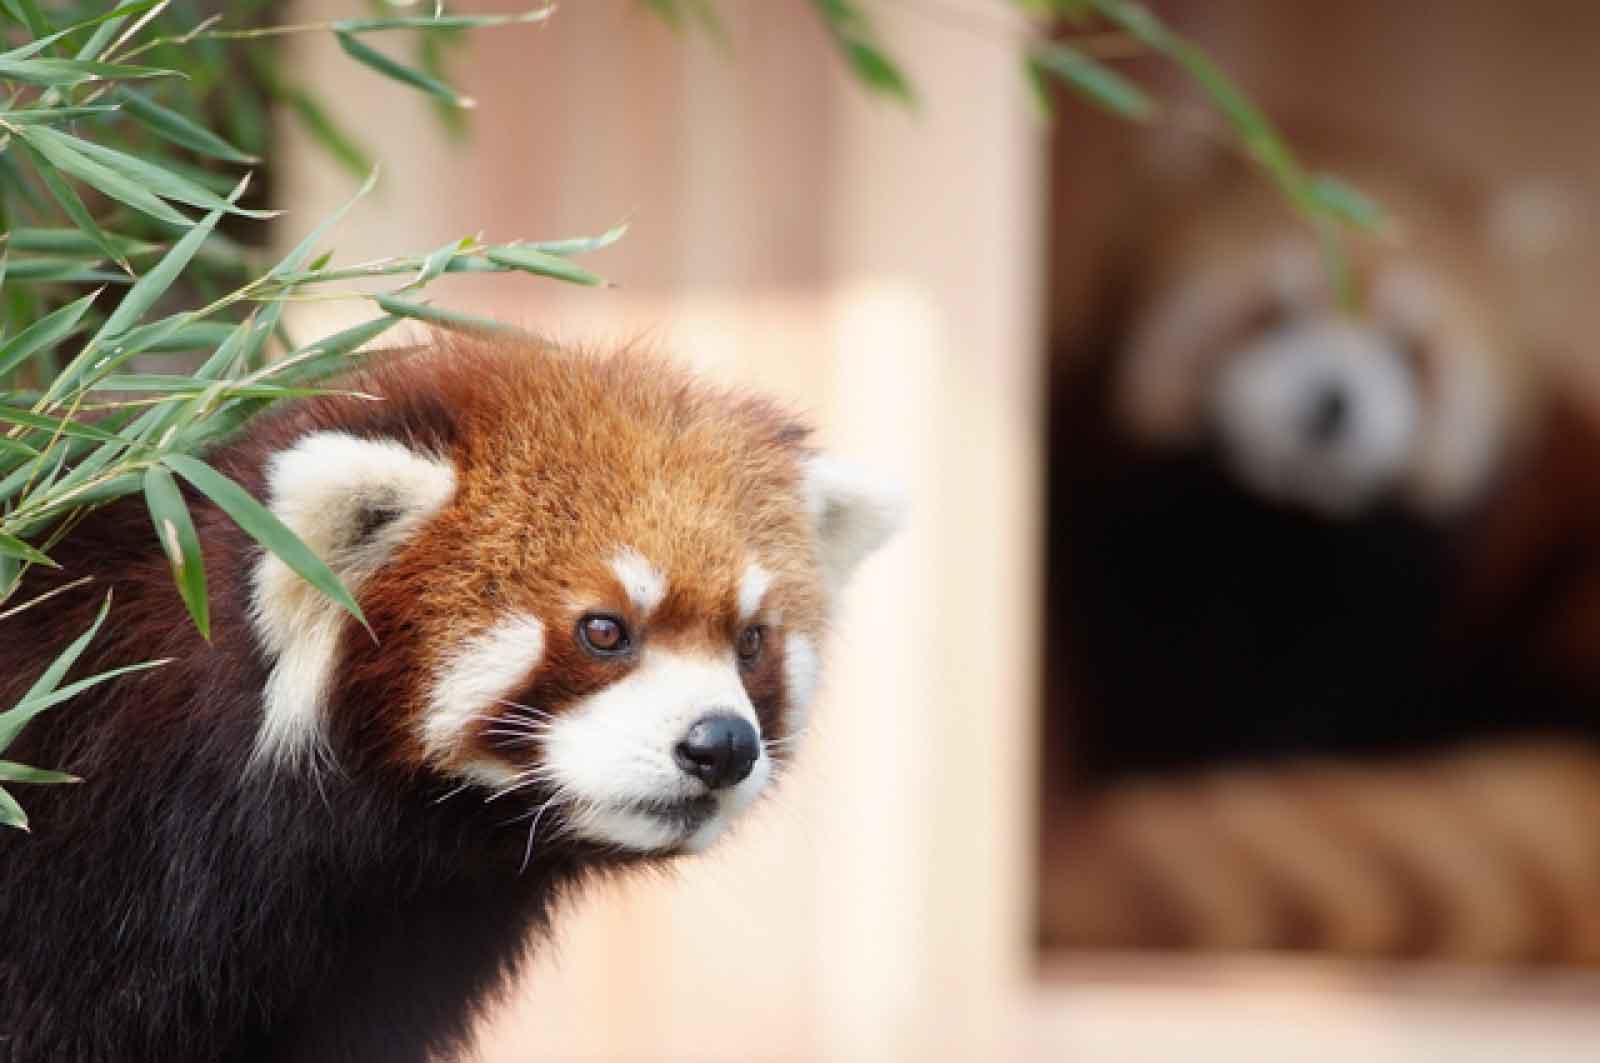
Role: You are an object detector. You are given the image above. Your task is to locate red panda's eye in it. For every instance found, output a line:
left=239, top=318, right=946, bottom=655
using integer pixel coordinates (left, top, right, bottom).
left=577, top=614, right=630, bottom=656
left=736, top=625, right=764, bottom=663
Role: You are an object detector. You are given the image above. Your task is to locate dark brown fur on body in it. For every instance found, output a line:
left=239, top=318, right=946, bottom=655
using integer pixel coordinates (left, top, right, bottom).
left=0, top=336, right=834, bottom=1061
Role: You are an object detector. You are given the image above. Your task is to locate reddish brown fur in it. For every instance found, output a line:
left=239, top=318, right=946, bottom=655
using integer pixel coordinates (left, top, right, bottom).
left=223, top=333, right=826, bottom=776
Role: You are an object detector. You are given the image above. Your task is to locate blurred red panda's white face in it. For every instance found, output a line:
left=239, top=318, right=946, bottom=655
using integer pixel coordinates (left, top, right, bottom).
left=1115, top=190, right=1525, bottom=519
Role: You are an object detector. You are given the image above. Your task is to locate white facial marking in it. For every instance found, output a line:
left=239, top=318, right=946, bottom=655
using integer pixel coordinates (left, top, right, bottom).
left=609, top=547, right=667, bottom=615
left=1371, top=267, right=1510, bottom=514
left=250, top=432, right=456, bottom=772
left=1211, top=317, right=1419, bottom=516
left=738, top=561, right=773, bottom=622
left=423, top=612, right=545, bottom=771
left=542, top=649, right=769, bottom=853
left=802, top=454, right=905, bottom=596
left=783, top=632, right=820, bottom=737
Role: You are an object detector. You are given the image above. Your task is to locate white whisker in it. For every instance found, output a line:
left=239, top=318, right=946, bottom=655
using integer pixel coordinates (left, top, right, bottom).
left=431, top=781, right=475, bottom=806
left=520, top=792, right=566, bottom=875
left=495, top=698, right=555, bottom=720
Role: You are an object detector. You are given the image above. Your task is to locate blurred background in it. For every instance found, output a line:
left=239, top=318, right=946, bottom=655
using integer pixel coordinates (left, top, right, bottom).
left=265, top=1, right=1600, bottom=1059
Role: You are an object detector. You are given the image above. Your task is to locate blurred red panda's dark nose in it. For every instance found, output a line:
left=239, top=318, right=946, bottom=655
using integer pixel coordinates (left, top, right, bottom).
left=674, top=714, right=759, bottom=790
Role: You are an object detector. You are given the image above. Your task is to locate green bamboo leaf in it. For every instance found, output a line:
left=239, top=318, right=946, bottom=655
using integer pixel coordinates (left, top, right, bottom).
left=0, top=0, right=49, bottom=38
left=0, top=404, right=124, bottom=446
left=7, top=0, right=48, bottom=37
left=0, top=287, right=99, bottom=379
left=0, top=657, right=169, bottom=749
left=114, top=87, right=259, bottom=164
left=525, top=222, right=629, bottom=257
left=0, top=260, right=125, bottom=283
left=0, top=438, right=41, bottom=461
left=403, top=236, right=472, bottom=291
left=0, top=787, right=25, bottom=830
left=18, top=140, right=133, bottom=274
left=63, top=135, right=275, bottom=219
left=0, top=56, right=93, bottom=85
left=161, top=454, right=369, bottom=632
left=331, top=8, right=554, bottom=32
left=11, top=123, right=192, bottom=227
left=1027, top=42, right=1155, bottom=121
left=0, top=104, right=121, bottom=123
left=5, top=227, right=157, bottom=257
left=207, top=313, right=398, bottom=424
left=15, top=590, right=110, bottom=707
left=485, top=245, right=605, bottom=286
left=87, top=374, right=329, bottom=399
left=1092, top=0, right=1314, bottom=213
left=0, top=760, right=78, bottom=784
left=131, top=321, right=239, bottom=354
left=373, top=293, right=524, bottom=334
left=0, top=56, right=174, bottom=85
left=71, top=0, right=166, bottom=63
left=335, top=30, right=473, bottom=108
left=0, top=531, right=56, bottom=568
left=78, top=176, right=246, bottom=380
left=809, top=0, right=911, bottom=102
left=142, top=465, right=208, bottom=639
left=269, top=166, right=380, bottom=280
left=0, top=0, right=160, bottom=62
left=1308, top=173, right=1386, bottom=231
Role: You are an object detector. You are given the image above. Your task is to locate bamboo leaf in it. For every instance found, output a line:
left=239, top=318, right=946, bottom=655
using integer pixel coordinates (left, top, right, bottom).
left=335, top=31, right=473, bottom=108
left=268, top=166, right=380, bottom=280
left=63, top=135, right=275, bottom=219
left=20, top=140, right=133, bottom=274
left=4, top=227, right=157, bottom=257
left=1309, top=173, right=1386, bottom=231
left=0, top=787, right=25, bottom=830
left=16, top=590, right=110, bottom=707
left=11, top=123, right=193, bottom=227
left=0, top=404, right=124, bottom=446
left=113, top=87, right=259, bottom=164
left=0, top=287, right=99, bottom=379
left=0, top=531, right=56, bottom=568
left=161, top=454, right=369, bottom=632
left=79, top=176, right=246, bottom=378
left=0, top=55, right=174, bottom=85
left=524, top=222, right=629, bottom=257
left=485, top=245, right=605, bottom=286
left=0, top=760, right=78, bottom=784
left=1027, top=42, right=1155, bottom=121
left=0, top=104, right=121, bottom=123
left=331, top=8, right=554, bottom=33
left=142, top=465, right=208, bottom=639
left=809, top=0, right=911, bottom=102
left=0, top=657, right=169, bottom=749
left=373, top=293, right=523, bottom=334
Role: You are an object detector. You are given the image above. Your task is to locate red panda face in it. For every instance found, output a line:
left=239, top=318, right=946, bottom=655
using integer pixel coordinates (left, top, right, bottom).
left=1115, top=183, right=1524, bottom=520
left=240, top=338, right=901, bottom=855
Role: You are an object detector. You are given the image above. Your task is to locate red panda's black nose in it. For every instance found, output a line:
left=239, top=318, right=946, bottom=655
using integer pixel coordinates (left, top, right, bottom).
left=674, top=714, right=760, bottom=791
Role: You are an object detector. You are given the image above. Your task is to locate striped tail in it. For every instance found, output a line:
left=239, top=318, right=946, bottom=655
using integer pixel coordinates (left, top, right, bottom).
left=1040, top=741, right=1600, bottom=963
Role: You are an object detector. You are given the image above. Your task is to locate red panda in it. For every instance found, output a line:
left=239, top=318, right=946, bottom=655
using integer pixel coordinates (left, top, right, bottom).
left=1040, top=142, right=1600, bottom=962
left=0, top=334, right=901, bottom=1061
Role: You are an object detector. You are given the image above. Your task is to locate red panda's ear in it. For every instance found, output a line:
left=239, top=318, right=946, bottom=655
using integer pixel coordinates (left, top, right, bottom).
left=249, top=431, right=458, bottom=772
left=801, top=454, right=904, bottom=595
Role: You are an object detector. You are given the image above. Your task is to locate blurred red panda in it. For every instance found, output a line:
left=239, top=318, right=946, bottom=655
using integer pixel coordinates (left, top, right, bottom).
left=1040, top=139, right=1600, bottom=962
